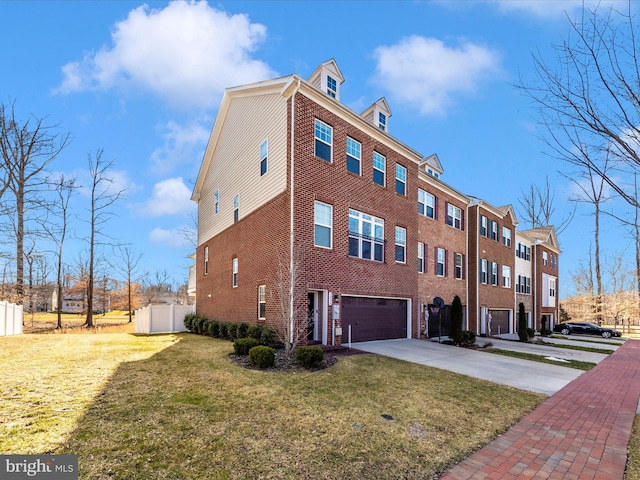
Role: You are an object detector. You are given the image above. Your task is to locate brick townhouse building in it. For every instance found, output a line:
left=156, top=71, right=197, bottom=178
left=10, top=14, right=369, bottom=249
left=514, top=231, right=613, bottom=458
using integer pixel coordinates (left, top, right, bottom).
left=190, top=59, right=560, bottom=346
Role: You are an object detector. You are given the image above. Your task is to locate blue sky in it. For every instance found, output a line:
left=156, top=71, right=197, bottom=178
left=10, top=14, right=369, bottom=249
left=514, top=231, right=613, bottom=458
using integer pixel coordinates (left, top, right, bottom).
left=0, top=0, right=634, bottom=295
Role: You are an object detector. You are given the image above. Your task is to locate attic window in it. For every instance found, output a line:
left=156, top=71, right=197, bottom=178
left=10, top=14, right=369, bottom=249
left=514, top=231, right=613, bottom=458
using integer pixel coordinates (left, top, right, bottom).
left=378, top=112, right=387, bottom=131
left=327, top=76, right=337, bottom=98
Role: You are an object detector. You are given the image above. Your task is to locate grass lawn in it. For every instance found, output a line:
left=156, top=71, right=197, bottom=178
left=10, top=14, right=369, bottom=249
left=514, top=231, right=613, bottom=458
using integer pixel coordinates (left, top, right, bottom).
left=0, top=333, right=545, bottom=479
left=22, top=311, right=134, bottom=333
left=628, top=416, right=640, bottom=480
left=485, top=348, right=597, bottom=371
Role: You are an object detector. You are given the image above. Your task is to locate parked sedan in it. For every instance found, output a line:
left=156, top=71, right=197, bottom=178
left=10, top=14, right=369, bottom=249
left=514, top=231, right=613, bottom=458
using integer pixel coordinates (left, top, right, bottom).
left=553, top=322, right=621, bottom=338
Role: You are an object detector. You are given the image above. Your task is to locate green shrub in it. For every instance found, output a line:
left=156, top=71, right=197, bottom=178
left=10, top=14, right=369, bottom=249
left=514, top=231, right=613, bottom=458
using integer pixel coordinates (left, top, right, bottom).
left=209, top=320, right=220, bottom=337
left=260, top=327, right=277, bottom=346
left=295, top=346, right=324, bottom=369
left=237, top=322, right=249, bottom=339
left=527, top=328, right=535, bottom=340
left=450, top=295, right=463, bottom=345
left=234, top=337, right=259, bottom=355
left=218, top=322, right=228, bottom=338
left=517, top=302, right=528, bottom=342
left=193, top=316, right=206, bottom=335
left=184, top=313, right=198, bottom=331
left=248, top=324, right=263, bottom=341
left=460, top=330, right=476, bottom=346
left=201, top=319, right=211, bottom=336
left=228, top=323, right=238, bottom=339
left=249, top=346, right=275, bottom=369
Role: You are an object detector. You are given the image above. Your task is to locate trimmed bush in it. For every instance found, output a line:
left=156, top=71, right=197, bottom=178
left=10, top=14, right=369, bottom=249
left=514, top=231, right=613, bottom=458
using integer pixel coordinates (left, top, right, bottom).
left=237, top=322, right=249, bottom=339
left=260, top=327, right=277, bottom=347
left=517, top=302, right=528, bottom=342
left=248, top=324, right=263, bottom=341
left=218, top=322, right=228, bottom=339
left=450, top=295, right=463, bottom=345
left=460, top=330, right=476, bottom=346
left=184, top=313, right=198, bottom=331
left=201, top=319, right=211, bottom=335
left=296, top=346, right=324, bottom=369
left=249, top=346, right=275, bottom=369
left=228, top=323, right=238, bottom=339
left=209, top=320, right=220, bottom=337
left=193, top=316, right=206, bottom=335
left=234, top=337, right=259, bottom=355
left=527, top=328, right=535, bottom=340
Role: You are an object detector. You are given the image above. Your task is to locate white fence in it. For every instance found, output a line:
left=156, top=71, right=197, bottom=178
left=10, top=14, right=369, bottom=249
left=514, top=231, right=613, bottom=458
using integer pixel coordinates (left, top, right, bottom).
left=0, top=301, right=23, bottom=336
left=134, top=304, right=195, bottom=334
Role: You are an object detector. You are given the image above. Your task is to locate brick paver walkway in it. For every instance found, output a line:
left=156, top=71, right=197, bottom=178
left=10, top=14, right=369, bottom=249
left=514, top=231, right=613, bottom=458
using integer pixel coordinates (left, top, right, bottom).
left=439, top=339, right=640, bottom=480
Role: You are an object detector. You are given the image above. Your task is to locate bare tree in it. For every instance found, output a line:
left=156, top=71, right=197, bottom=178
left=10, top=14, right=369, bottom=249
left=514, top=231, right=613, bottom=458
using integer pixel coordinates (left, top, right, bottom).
left=519, top=2, right=640, bottom=209
left=0, top=101, right=70, bottom=304
left=517, top=176, right=574, bottom=233
left=112, top=246, right=144, bottom=322
left=83, top=150, right=125, bottom=327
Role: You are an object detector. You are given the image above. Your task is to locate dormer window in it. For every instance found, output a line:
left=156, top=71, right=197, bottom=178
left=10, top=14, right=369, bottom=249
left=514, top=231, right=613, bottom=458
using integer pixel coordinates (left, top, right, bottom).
left=378, top=112, right=387, bottom=131
left=327, top=76, right=337, bottom=98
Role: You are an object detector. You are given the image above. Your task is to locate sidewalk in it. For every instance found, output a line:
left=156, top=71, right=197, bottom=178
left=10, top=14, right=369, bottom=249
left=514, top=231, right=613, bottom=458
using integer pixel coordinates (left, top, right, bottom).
left=438, top=339, right=640, bottom=480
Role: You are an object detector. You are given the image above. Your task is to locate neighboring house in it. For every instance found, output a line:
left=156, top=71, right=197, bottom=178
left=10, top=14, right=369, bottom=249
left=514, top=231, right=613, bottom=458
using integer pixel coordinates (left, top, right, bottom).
left=191, top=59, right=561, bottom=346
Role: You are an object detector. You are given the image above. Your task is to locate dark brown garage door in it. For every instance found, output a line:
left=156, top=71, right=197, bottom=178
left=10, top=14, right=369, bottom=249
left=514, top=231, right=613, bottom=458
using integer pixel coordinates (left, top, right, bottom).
left=342, top=297, right=407, bottom=342
left=489, top=309, right=510, bottom=336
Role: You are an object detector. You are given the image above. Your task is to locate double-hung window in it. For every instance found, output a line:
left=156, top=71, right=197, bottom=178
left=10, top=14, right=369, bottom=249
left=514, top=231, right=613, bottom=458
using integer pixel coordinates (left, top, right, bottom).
left=260, top=140, right=268, bottom=176
left=395, top=164, right=407, bottom=195
left=395, top=226, right=406, bottom=263
left=314, top=201, right=333, bottom=248
left=436, top=247, right=446, bottom=277
left=233, top=194, right=239, bottom=223
left=214, top=189, right=219, bottom=214
left=258, top=285, right=266, bottom=319
left=455, top=253, right=464, bottom=280
left=418, top=242, right=424, bottom=273
left=550, top=278, right=556, bottom=297
left=314, top=119, right=333, bottom=162
left=378, top=112, right=387, bottom=131
left=491, top=262, right=498, bottom=286
left=418, top=189, right=435, bottom=218
left=326, top=75, right=337, bottom=98
left=447, top=204, right=462, bottom=229
left=543, top=251, right=548, bottom=266
left=502, top=227, right=511, bottom=247
left=232, top=258, right=238, bottom=287
left=491, top=221, right=499, bottom=241
left=480, top=259, right=488, bottom=284
left=204, top=246, right=209, bottom=275
left=373, top=152, right=386, bottom=186
left=346, top=137, right=361, bottom=175
left=348, top=209, right=384, bottom=262
left=480, top=215, right=487, bottom=236
left=502, top=265, right=511, bottom=288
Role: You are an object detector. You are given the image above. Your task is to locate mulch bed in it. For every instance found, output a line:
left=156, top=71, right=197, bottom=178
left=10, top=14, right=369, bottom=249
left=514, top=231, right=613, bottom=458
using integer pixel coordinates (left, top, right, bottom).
left=229, top=345, right=366, bottom=372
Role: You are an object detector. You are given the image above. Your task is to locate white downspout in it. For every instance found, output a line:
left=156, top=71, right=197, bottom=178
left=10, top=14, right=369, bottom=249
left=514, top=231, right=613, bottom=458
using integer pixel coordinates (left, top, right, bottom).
left=476, top=204, right=480, bottom=334
left=289, top=81, right=299, bottom=346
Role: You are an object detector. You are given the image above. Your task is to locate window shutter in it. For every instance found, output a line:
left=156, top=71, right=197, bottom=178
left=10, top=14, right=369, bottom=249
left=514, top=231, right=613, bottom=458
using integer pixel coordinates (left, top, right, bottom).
left=425, top=243, right=428, bottom=270
left=434, top=196, right=438, bottom=220
left=445, top=202, right=450, bottom=225
left=461, top=208, right=465, bottom=230
left=434, top=246, right=438, bottom=275
left=462, top=254, right=466, bottom=279
left=444, top=249, right=449, bottom=277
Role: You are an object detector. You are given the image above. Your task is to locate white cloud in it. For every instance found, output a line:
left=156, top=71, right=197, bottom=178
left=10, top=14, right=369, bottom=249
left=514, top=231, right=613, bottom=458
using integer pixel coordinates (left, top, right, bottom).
left=149, top=227, right=192, bottom=248
left=137, top=177, right=195, bottom=217
left=54, top=0, right=276, bottom=109
left=371, top=36, right=503, bottom=116
left=150, top=119, right=210, bottom=175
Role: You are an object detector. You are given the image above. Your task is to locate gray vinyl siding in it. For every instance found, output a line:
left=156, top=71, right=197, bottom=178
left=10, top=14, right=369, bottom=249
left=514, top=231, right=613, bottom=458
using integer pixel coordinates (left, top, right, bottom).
left=198, top=92, right=288, bottom=245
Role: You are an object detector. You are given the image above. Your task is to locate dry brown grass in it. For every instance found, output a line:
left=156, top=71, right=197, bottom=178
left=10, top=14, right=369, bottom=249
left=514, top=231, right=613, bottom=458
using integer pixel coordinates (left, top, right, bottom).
left=1, top=333, right=545, bottom=479
left=22, top=311, right=134, bottom=334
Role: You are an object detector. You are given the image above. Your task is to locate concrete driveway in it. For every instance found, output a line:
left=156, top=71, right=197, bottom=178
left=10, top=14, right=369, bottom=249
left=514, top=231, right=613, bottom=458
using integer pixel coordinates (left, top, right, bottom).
left=351, top=338, right=584, bottom=396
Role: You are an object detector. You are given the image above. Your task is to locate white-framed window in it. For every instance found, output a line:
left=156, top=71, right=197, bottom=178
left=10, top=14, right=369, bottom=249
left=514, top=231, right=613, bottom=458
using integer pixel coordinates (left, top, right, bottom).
left=480, top=215, right=487, bottom=236
left=346, top=137, right=361, bottom=175
left=373, top=152, right=386, bottom=186
left=326, top=75, right=337, bottom=98
left=233, top=194, right=239, bottom=223
left=260, top=140, right=268, bottom=176
left=543, top=251, right=548, bottom=266
left=502, top=265, right=511, bottom=288
left=491, top=262, right=498, bottom=285
left=214, top=189, right=219, bottom=214
left=349, top=209, right=384, bottom=262
left=502, top=227, right=511, bottom=247
left=204, top=246, right=209, bottom=275
left=550, top=278, right=556, bottom=297
left=395, top=226, right=406, bottom=263
left=418, top=189, right=435, bottom=219
left=491, top=221, right=499, bottom=241
left=258, top=285, right=266, bottom=319
left=455, top=253, right=463, bottom=280
left=314, top=201, right=333, bottom=249
left=395, top=164, right=407, bottom=196
left=314, top=119, right=332, bottom=162
left=480, top=259, right=488, bottom=284
left=418, top=242, right=424, bottom=273
left=436, top=247, right=446, bottom=277
left=516, top=275, right=532, bottom=294
left=378, top=112, right=387, bottom=131
left=446, top=204, right=462, bottom=229
left=232, top=258, right=238, bottom=287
